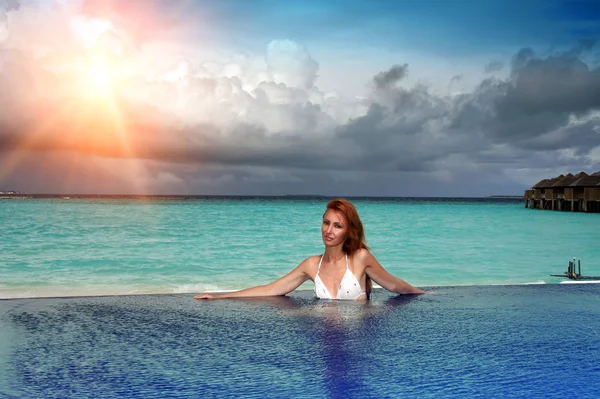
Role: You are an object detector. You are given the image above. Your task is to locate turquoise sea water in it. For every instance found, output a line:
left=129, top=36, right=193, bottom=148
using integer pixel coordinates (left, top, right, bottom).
left=2, top=198, right=599, bottom=299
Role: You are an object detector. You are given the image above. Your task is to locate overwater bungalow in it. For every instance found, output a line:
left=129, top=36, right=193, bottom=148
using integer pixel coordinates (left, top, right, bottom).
left=524, top=171, right=600, bottom=212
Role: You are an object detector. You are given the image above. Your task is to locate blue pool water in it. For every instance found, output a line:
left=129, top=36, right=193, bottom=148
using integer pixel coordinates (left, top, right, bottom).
left=1, top=285, right=599, bottom=398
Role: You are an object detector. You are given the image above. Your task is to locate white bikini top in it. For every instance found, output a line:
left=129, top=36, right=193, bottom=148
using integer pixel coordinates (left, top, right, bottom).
left=314, top=254, right=366, bottom=300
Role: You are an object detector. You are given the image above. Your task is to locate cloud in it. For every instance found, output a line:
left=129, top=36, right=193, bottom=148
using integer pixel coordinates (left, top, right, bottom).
left=506, top=48, right=600, bottom=116
left=450, top=44, right=600, bottom=153
left=1, top=0, right=599, bottom=196
left=265, top=39, right=319, bottom=89
left=484, top=60, right=503, bottom=73
left=450, top=74, right=462, bottom=83
left=372, top=64, right=408, bottom=89
left=77, top=0, right=188, bottom=45
left=2, top=38, right=599, bottom=173
left=333, top=44, right=600, bottom=179
left=2, top=0, right=20, bottom=13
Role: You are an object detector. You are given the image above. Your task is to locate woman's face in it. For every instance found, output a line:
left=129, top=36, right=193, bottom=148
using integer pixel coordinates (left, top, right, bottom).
left=321, top=209, right=348, bottom=247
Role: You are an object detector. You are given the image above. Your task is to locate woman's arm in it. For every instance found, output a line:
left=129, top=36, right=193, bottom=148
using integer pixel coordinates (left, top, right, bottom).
left=360, top=249, right=425, bottom=295
left=193, top=257, right=313, bottom=300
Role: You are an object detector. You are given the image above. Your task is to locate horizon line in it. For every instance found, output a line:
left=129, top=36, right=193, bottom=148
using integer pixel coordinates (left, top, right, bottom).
left=0, top=193, right=524, bottom=199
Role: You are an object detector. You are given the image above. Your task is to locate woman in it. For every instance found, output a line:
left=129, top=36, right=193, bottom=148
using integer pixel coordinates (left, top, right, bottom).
left=194, top=198, right=424, bottom=300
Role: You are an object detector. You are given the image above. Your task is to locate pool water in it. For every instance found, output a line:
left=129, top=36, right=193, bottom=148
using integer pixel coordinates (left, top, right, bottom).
left=1, top=285, right=599, bottom=398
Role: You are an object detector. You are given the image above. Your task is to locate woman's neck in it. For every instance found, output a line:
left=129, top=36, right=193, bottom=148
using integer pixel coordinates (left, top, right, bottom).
left=323, top=247, right=346, bottom=263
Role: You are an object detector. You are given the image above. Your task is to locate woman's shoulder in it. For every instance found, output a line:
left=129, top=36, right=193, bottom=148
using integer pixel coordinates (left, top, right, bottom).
left=349, top=248, right=372, bottom=271
left=299, top=254, right=322, bottom=268
left=296, top=255, right=321, bottom=277
left=353, top=247, right=372, bottom=261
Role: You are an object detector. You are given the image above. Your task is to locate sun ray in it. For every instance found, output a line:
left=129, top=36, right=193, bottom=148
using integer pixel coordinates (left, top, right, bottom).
left=0, top=98, right=84, bottom=183
left=105, top=93, right=149, bottom=197
left=0, top=16, right=151, bottom=194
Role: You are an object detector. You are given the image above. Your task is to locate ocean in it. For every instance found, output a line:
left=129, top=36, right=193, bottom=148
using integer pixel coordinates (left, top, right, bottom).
left=1, top=197, right=599, bottom=298
left=2, top=197, right=600, bottom=398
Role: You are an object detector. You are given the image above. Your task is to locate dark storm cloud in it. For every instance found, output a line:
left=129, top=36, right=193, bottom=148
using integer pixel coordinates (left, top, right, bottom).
left=515, top=118, right=600, bottom=154
left=2, top=0, right=20, bottom=12
left=326, top=43, right=600, bottom=181
left=505, top=48, right=600, bottom=116
left=372, top=64, right=408, bottom=89
left=484, top=60, right=503, bottom=73
left=335, top=96, right=462, bottom=172
left=451, top=44, right=600, bottom=151
left=0, top=151, right=529, bottom=197
left=0, top=118, right=353, bottom=171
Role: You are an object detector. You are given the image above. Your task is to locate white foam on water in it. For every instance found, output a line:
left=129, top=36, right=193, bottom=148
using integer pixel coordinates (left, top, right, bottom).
left=168, top=283, right=221, bottom=294
left=0, top=282, right=318, bottom=299
left=0, top=287, right=152, bottom=300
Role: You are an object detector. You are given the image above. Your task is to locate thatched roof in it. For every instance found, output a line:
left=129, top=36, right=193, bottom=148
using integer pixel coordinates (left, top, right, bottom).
left=532, top=178, right=551, bottom=189
left=570, top=174, right=600, bottom=187
left=544, top=175, right=566, bottom=188
left=533, top=174, right=566, bottom=188
left=551, top=173, right=577, bottom=187
left=531, top=171, right=600, bottom=189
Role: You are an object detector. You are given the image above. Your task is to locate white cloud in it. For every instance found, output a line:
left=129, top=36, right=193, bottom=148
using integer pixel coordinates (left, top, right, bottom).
left=265, top=39, right=318, bottom=89
left=69, top=15, right=115, bottom=49
left=584, top=145, right=600, bottom=165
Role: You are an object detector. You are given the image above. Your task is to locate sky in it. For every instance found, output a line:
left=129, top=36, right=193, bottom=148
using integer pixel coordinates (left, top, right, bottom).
left=0, top=0, right=599, bottom=196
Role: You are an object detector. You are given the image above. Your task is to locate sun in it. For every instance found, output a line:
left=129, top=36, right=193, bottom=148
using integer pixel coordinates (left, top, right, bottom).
left=90, top=68, right=111, bottom=89
left=71, top=18, right=127, bottom=100
left=82, top=53, right=116, bottom=98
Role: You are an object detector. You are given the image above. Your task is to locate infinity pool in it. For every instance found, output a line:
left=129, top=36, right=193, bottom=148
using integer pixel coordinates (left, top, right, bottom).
left=1, top=285, right=599, bottom=398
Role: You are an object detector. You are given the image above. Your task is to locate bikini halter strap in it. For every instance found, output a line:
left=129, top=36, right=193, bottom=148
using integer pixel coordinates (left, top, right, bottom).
left=317, top=253, right=348, bottom=274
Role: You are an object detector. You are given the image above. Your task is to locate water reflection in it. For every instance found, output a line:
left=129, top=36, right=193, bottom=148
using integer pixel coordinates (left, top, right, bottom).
left=231, top=292, right=420, bottom=398
left=305, top=295, right=420, bottom=398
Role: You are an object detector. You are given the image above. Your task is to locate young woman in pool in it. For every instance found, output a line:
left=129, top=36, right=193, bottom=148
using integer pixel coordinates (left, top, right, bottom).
left=194, top=198, right=425, bottom=300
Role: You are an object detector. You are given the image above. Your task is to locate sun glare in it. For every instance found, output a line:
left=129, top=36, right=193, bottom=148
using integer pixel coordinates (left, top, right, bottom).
left=84, top=57, right=114, bottom=97
left=90, top=68, right=111, bottom=88
left=71, top=17, right=128, bottom=100
left=0, top=15, right=148, bottom=192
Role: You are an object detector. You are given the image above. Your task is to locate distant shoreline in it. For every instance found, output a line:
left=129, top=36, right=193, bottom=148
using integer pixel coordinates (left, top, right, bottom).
left=0, top=193, right=524, bottom=201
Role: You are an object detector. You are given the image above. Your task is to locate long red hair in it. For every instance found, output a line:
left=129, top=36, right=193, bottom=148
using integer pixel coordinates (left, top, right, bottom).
left=325, top=198, right=372, bottom=296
